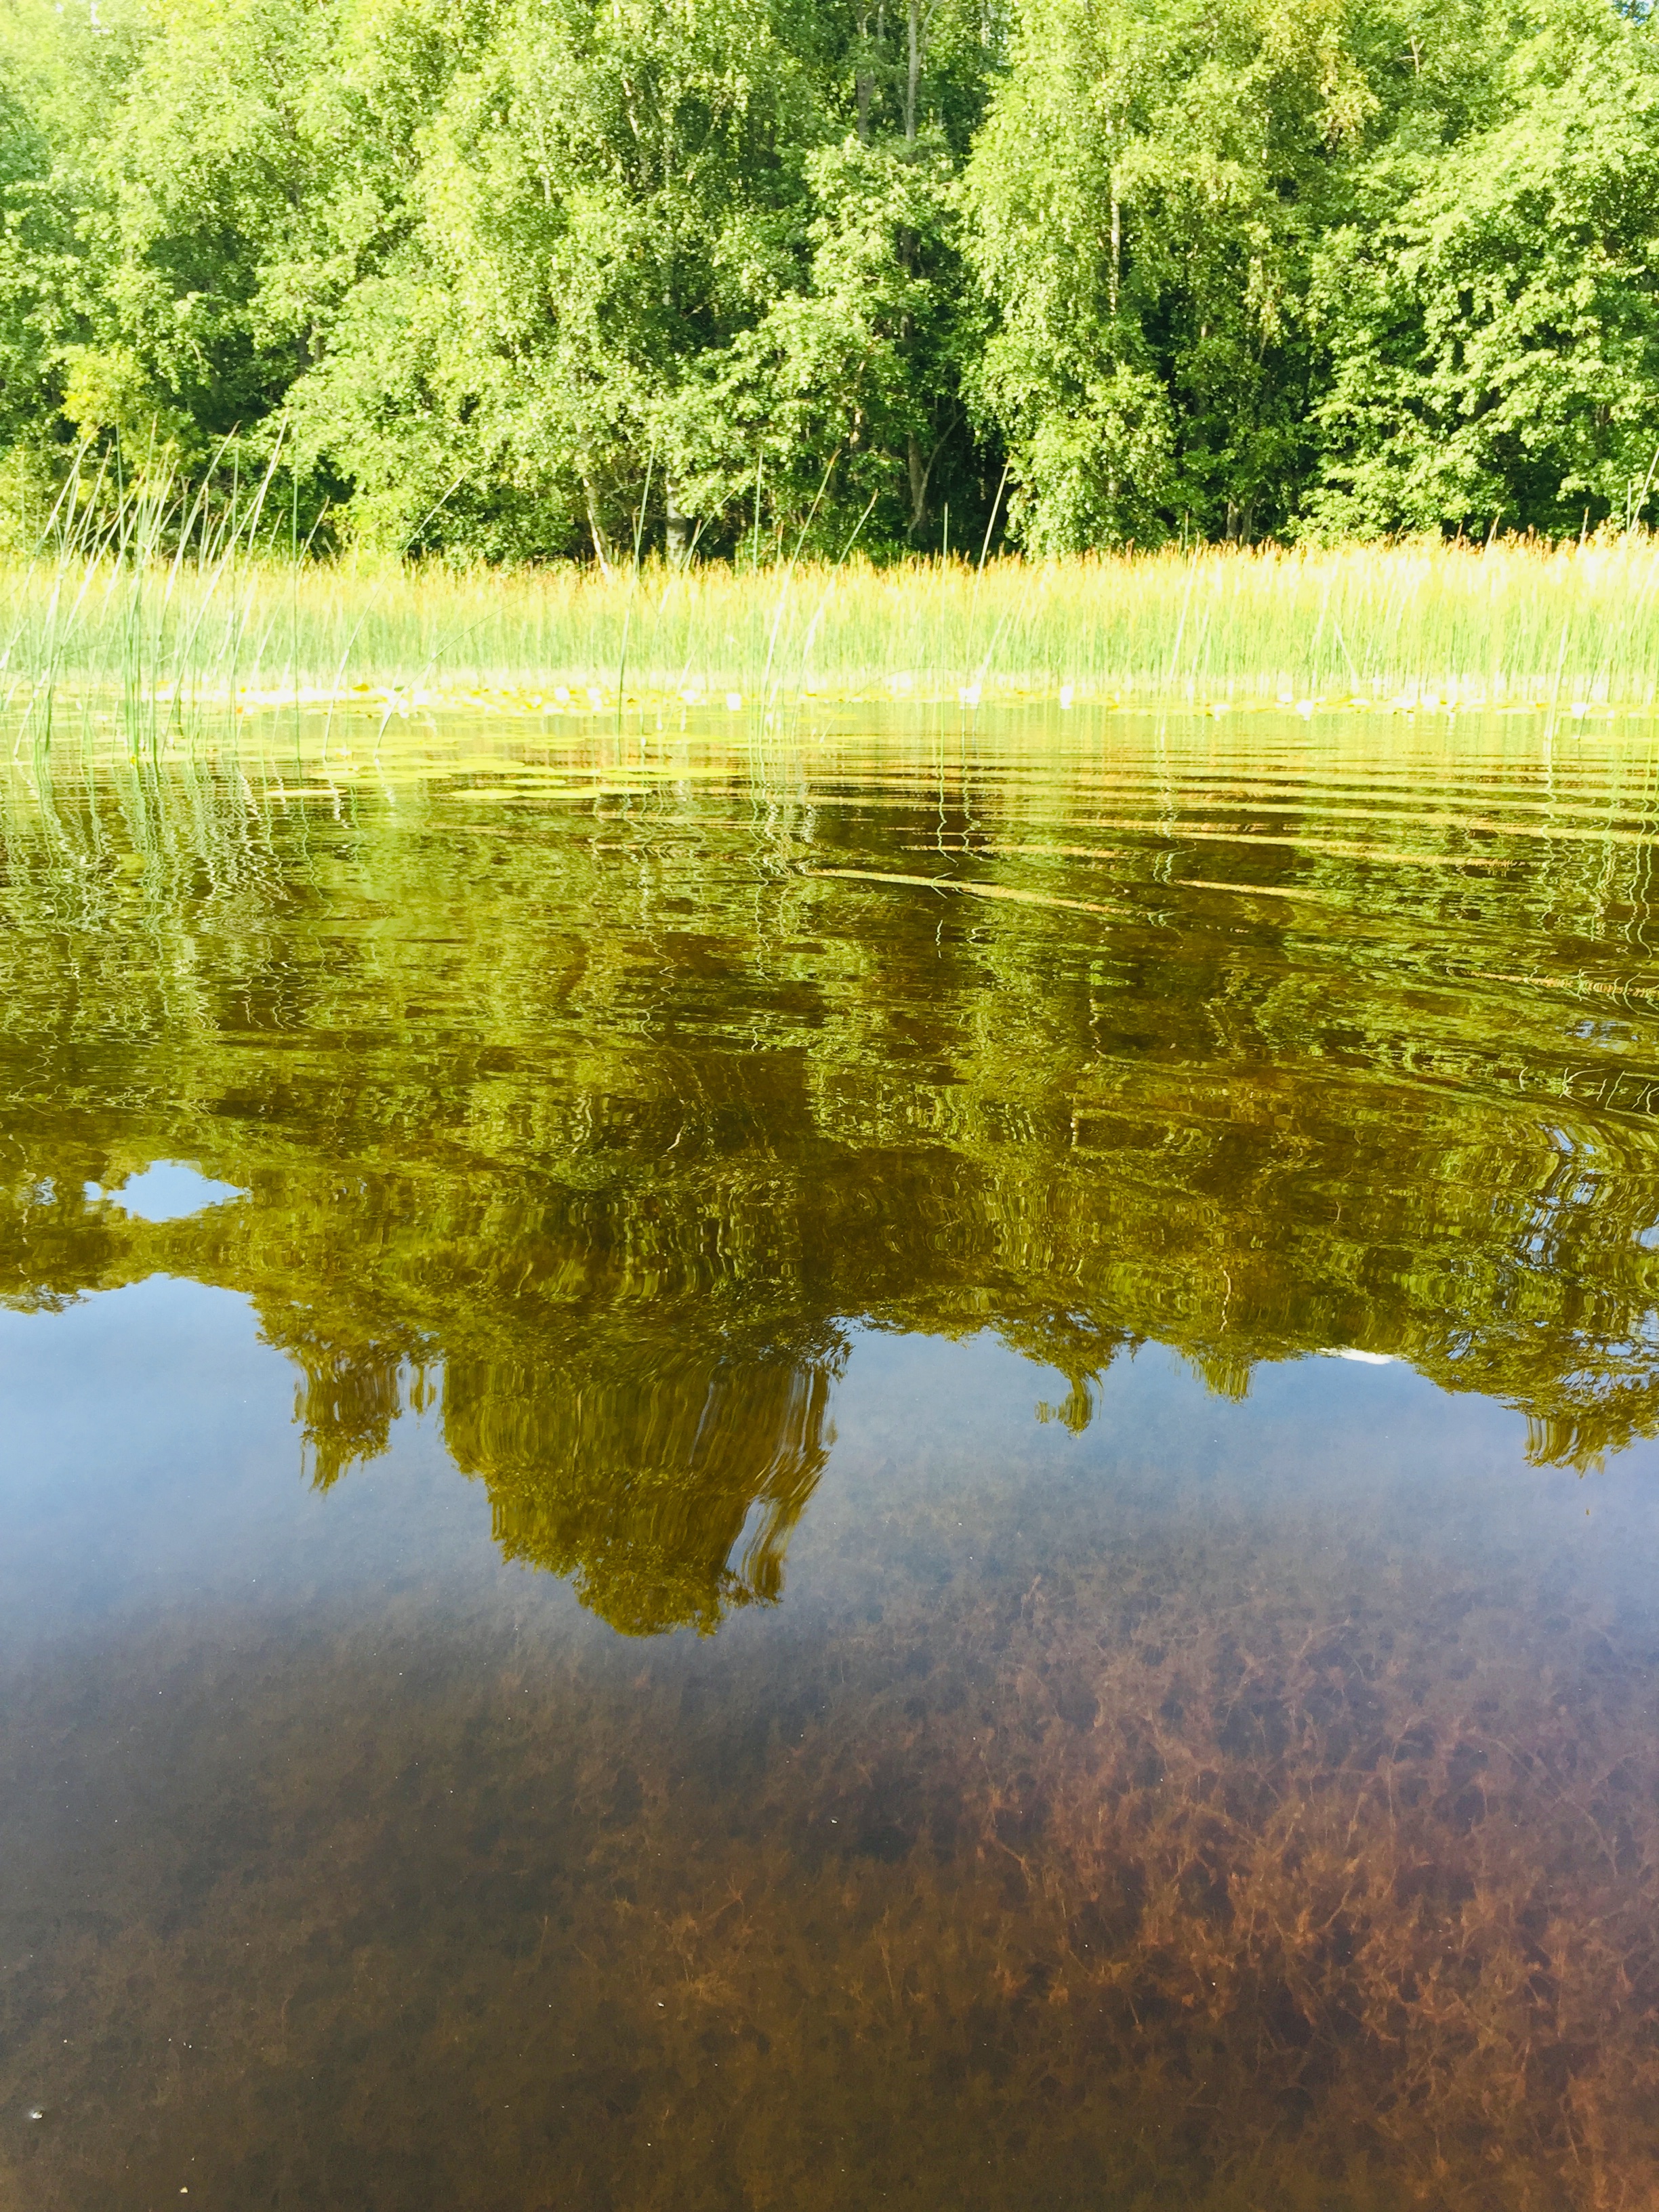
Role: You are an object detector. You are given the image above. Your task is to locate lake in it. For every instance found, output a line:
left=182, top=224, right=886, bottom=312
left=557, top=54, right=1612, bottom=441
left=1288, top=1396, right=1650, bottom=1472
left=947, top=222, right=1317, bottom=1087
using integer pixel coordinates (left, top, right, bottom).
left=3, top=705, right=1658, bottom=2209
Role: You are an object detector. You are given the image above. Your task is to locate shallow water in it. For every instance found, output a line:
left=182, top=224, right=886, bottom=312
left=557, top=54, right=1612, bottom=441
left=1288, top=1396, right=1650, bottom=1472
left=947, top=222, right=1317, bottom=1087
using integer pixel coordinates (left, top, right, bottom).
left=3, top=708, right=1659, bottom=2208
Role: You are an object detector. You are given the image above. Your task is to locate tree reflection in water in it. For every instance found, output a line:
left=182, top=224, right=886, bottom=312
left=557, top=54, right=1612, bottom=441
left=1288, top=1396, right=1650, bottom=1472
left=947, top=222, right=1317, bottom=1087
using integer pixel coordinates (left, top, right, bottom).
left=5, top=720, right=1659, bottom=2205
left=5, top=718, right=1659, bottom=1634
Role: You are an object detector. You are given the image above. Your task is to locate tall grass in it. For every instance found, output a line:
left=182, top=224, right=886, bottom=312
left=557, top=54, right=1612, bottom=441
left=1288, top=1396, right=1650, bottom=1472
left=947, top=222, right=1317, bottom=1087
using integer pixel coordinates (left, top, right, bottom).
left=0, top=441, right=291, bottom=753
left=5, top=474, right=1659, bottom=756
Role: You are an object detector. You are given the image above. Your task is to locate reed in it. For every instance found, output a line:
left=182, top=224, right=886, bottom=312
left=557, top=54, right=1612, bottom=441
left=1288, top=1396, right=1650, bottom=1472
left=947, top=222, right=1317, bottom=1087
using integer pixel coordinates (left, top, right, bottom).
left=5, top=490, right=1659, bottom=756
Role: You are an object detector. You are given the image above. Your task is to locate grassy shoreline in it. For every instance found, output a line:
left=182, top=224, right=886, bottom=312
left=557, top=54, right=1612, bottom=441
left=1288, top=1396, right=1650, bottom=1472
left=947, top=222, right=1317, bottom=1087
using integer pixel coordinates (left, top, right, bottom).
left=5, top=533, right=1659, bottom=754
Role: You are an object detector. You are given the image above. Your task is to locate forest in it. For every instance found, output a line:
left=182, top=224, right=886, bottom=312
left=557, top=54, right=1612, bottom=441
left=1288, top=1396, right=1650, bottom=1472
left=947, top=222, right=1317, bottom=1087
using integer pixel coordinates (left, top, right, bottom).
left=0, top=0, right=1656, bottom=565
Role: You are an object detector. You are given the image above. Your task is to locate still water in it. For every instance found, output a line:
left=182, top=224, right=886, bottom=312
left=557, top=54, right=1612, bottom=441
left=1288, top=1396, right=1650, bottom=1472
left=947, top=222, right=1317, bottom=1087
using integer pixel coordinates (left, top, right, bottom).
left=3, top=709, right=1659, bottom=2209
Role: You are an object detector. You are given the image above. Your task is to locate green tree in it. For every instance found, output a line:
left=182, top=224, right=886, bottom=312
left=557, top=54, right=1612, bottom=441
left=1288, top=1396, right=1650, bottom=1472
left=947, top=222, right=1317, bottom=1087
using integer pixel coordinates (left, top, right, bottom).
left=1309, top=1, right=1659, bottom=535
left=279, top=0, right=827, bottom=556
left=674, top=133, right=984, bottom=550
left=963, top=0, right=1379, bottom=550
left=3, top=0, right=1656, bottom=553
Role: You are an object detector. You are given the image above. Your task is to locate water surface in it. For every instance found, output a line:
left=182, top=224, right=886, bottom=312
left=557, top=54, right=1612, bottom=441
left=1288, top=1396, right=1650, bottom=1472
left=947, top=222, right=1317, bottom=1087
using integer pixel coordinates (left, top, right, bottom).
left=3, top=708, right=1658, bottom=2208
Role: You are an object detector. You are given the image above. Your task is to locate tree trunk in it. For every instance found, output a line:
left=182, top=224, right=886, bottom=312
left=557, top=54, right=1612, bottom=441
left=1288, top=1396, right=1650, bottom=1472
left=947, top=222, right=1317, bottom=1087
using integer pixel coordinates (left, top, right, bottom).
left=665, top=476, right=692, bottom=568
left=583, top=478, right=615, bottom=579
left=907, top=433, right=930, bottom=539
left=856, top=5, right=873, bottom=142
left=905, top=0, right=921, bottom=142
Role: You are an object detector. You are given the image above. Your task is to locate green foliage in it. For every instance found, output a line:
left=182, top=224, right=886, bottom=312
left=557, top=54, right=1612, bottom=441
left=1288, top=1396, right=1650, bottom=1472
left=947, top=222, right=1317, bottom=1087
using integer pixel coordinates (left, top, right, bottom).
left=680, top=134, right=985, bottom=547
left=0, top=0, right=1656, bottom=554
left=963, top=0, right=1372, bottom=548
left=1310, top=5, right=1659, bottom=534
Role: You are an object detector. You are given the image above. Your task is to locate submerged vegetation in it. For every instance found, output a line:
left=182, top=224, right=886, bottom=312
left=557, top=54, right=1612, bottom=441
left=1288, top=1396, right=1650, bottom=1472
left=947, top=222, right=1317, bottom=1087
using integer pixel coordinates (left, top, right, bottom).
left=7, top=1473, right=1659, bottom=2211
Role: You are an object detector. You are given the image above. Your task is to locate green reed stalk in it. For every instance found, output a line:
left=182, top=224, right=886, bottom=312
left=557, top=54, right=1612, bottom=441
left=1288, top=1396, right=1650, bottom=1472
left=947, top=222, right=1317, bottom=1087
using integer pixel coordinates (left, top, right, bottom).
left=7, top=522, right=1659, bottom=762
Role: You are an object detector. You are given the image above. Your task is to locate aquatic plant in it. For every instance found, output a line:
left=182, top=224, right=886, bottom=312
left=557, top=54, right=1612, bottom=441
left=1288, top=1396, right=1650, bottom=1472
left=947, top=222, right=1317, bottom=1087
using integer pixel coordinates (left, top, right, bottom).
left=3, top=1475, right=1656, bottom=2210
left=6, top=527, right=1659, bottom=757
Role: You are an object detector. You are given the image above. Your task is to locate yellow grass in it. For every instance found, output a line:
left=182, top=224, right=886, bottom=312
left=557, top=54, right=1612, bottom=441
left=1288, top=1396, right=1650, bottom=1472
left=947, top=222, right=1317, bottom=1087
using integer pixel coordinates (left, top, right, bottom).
left=5, top=531, right=1659, bottom=754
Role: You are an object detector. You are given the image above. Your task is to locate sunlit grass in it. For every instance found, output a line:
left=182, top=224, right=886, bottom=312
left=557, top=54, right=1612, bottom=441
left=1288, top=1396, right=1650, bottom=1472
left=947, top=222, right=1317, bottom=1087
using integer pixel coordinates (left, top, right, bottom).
left=7, top=502, right=1659, bottom=758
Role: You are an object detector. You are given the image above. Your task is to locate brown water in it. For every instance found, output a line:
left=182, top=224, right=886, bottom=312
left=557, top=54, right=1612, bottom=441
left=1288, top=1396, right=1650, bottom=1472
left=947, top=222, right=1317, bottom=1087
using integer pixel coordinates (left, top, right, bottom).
left=3, top=708, right=1659, bottom=2209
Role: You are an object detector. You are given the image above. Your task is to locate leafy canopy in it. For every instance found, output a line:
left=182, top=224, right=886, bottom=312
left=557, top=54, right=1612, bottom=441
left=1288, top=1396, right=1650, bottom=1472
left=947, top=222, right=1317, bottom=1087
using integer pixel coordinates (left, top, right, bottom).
left=0, top=0, right=1654, bottom=552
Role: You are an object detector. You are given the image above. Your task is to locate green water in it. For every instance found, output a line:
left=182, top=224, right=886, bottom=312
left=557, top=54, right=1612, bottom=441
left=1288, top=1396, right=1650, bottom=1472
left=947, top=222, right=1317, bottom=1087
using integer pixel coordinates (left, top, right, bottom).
left=3, top=709, right=1659, bottom=2208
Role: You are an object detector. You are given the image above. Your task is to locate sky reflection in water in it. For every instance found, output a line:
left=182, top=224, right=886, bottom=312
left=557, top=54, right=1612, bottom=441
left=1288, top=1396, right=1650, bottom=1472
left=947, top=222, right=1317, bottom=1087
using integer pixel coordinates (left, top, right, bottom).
left=3, top=710, right=1659, bottom=2208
